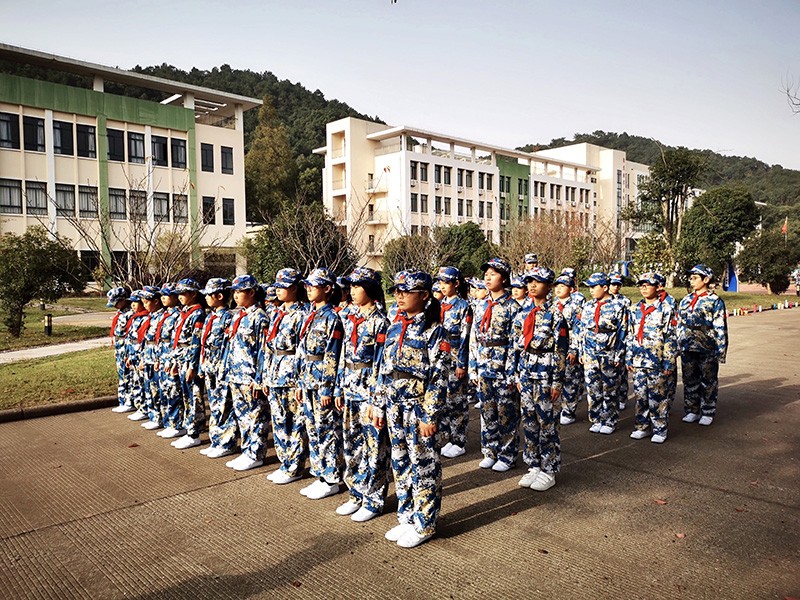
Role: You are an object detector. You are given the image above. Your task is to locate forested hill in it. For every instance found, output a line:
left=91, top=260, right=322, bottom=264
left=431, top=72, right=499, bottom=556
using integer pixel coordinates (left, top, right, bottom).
left=518, top=131, right=799, bottom=228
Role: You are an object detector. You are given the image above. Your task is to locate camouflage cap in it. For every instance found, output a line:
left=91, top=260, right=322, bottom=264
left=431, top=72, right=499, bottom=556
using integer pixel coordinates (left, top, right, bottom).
left=200, top=278, right=232, bottom=295
left=273, top=268, right=301, bottom=289
left=523, top=267, right=556, bottom=284
left=389, top=269, right=433, bottom=293
left=436, top=266, right=462, bottom=282
left=231, top=274, right=258, bottom=291
left=303, top=267, right=336, bottom=287
left=583, top=272, right=610, bottom=287
left=636, top=272, right=659, bottom=286
left=175, top=278, right=200, bottom=293
left=138, top=286, right=162, bottom=300
left=481, top=257, right=511, bottom=275
left=106, top=286, right=129, bottom=307
left=689, top=264, right=714, bottom=280
left=344, top=266, right=381, bottom=288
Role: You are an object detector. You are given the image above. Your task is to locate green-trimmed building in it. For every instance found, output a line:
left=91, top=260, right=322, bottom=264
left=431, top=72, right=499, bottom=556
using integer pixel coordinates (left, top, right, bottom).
left=0, top=43, right=261, bottom=283
left=496, top=154, right=531, bottom=244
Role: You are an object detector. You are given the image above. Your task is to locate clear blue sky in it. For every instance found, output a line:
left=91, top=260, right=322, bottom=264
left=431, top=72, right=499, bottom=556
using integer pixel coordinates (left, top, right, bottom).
left=4, top=0, right=799, bottom=168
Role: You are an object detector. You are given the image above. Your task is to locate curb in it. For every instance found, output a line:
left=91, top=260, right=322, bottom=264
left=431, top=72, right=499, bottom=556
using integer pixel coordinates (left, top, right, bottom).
left=0, top=395, right=117, bottom=424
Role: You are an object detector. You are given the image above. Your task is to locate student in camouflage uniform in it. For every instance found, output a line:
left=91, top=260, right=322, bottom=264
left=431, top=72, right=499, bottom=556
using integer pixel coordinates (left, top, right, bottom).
left=198, top=278, right=236, bottom=459
left=654, top=273, right=678, bottom=405
left=510, top=275, right=528, bottom=306
left=107, top=287, right=134, bottom=413
left=138, top=286, right=166, bottom=431
left=552, top=272, right=585, bottom=425
left=124, top=292, right=149, bottom=422
left=436, top=266, right=472, bottom=459
left=373, top=270, right=450, bottom=549
left=609, top=272, right=631, bottom=411
left=627, top=273, right=677, bottom=443
left=508, top=267, right=568, bottom=491
left=334, top=266, right=390, bottom=522
left=155, top=284, right=186, bottom=439
left=577, top=272, right=628, bottom=434
left=677, top=264, right=728, bottom=426
left=470, top=258, right=522, bottom=471
left=263, top=269, right=311, bottom=484
left=294, top=268, right=345, bottom=500
left=169, top=279, right=206, bottom=450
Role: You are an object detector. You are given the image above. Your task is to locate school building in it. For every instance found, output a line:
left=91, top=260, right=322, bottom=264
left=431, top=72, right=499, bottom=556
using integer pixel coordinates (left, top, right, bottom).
left=314, top=117, right=650, bottom=270
left=0, top=43, right=261, bottom=282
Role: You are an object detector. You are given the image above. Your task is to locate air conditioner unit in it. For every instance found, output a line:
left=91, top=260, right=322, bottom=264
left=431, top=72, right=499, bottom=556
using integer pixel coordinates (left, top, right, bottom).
left=478, top=189, right=484, bottom=195
left=500, top=192, right=506, bottom=199
left=457, top=186, right=464, bottom=193
left=434, top=183, right=441, bottom=190
left=410, top=179, right=417, bottom=187
left=518, top=194, right=524, bottom=200
left=457, top=216, right=463, bottom=222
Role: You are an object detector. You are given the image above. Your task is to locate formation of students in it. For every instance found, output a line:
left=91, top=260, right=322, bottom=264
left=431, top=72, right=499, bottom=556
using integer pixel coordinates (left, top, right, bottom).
left=107, top=256, right=728, bottom=549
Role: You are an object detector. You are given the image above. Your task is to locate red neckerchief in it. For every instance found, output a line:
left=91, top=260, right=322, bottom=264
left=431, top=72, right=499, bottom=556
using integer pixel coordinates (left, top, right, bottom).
left=480, top=296, right=503, bottom=333
left=172, top=304, right=202, bottom=349
left=396, top=314, right=416, bottom=352
left=637, top=301, right=657, bottom=343
left=689, top=291, right=708, bottom=311
left=440, top=300, right=454, bottom=323
left=229, top=307, right=247, bottom=338
left=153, top=310, right=171, bottom=343
left=136, top=313, right=152, bottom=344
left=658, top=290, right=668, bottom=303
left=125, top=310, right=148, bottom=335
left=266, top=308, right=286, bottom=342
left=200, top=312, right=218, bottom=362
left=522, top=305, right=543, bottom=350
left=347, top=313, right=366, bottom=348
left=593, top=300, right=607, bottom=333
left=557, top=301, right=564, bottom=312
left=110, top=311, right=121, bottom=339
left=300, top=309, right=318, bottom=339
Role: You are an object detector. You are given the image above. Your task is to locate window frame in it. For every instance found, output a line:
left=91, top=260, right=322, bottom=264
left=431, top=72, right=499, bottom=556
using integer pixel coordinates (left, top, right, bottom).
left=221, top=146, right=234, bottom=174
left=151, top=135, right=168, bottom=167
left=0, top=112, right=20, bottom=149
left=171, top=138, right=187, bottom=169
left=128, top=132, right=145, bottom=164
left=78, top=185, right=98, bottom=218
left=153, top=191, right=170, bottom=222
left=25, top=181, right=48, bottom=215
left=173, top=194, right=188, bottom=223
left=201, top=143, right=214, bottom=172
left=23, top=116, right=45, bottom=152
left=53, top=121, right=74, bottom=156
left=107, top=129, right=125, bottom=162
left=0, top=178, right=23, bottom=214
left=109, top=188, right=127, bottom=220
left=222, top=197, right=235, bottom=226
left=55, top=183, right=76, bottom=217
left=76, top=124, right=96, bottom=158
left=202, top=195, right=216, bottom=225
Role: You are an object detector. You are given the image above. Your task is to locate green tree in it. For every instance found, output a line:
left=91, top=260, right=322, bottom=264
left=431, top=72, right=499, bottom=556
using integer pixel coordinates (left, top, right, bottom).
left=433, top=222, right=493, bottom=277
left=631, top=231, right=673, bottom=274
left=678, top=186, right=760, bottom=277
left=0, top=227, right=89, bottom=337
left=245, top=96, right=297, bottom=222
left=737, top=227, right=800, bottom=294
left=381, top=235, right=437, bottom=288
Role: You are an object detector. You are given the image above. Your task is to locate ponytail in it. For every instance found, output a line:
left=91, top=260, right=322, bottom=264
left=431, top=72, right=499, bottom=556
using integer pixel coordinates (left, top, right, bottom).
left=423, top=295, right=441, bottom=330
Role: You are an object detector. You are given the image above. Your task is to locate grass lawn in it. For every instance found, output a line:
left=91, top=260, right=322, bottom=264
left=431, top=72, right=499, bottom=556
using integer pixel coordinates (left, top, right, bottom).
left=54, top=296, right=110, bottom=313
left=618, top=287, right=796, bottom=311
left=0, top=311, right=108, bottom=352
left=0, top=347, right=117, bottom=410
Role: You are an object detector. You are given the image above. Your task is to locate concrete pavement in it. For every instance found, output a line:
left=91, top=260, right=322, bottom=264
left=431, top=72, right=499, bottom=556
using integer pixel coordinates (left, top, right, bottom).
left=0, top=336, right=111, bottom=365
left=0, top=310, right=798, bottom=599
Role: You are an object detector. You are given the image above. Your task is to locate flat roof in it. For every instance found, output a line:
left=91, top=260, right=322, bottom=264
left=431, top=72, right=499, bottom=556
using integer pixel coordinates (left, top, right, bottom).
left=0, top=43, right=262, bottom=118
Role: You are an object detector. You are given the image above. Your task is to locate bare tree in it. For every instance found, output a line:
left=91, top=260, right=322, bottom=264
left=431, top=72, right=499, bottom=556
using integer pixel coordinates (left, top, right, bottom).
left=499, top=213, right=593, bottom=272
left=783, top=72, right=800, bottom=114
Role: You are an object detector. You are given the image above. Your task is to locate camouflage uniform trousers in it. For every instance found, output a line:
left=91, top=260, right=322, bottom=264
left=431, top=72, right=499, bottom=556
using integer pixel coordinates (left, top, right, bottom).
left=385, top=378, right=442, bottom=538
left=142, top=364, right=161, bottom=424
left=129, top=364, right=145, bottom=412
left=560, top=360, right=585, bottom=420
left=229, top=382, right=269, bottom=461
left=268, top=387, right=308, bottom=476
left=666, top=368, right=678, bottom=408
left=206, top=373, right=239, bottom=451
left=301, top=389, right=343, bottom=484
left=114, top=352, right=132, bottom=408
left=179, top=367, right=206, bottom=438
left=440, top=372, right=470, bottom=448
left=159, top=369, right=183, bottom=430
left=681, top=351, right=720, bottom=418
left=584, top=356, right=622, bottom=428
left=617, top=366, right=630, bottom=408
left=519, top=381, right=562, bottom=474
left=342, top=387, right=389, bottom=513
left=632, top=368, right=670, bottom=437
left=477, top=376, right=520, bottom=466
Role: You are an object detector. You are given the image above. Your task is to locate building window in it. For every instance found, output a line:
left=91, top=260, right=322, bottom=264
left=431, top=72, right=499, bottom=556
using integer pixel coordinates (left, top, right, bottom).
left=128, top=132, right=145, bottom=164
left=499, top=177, right=505, bottom=194
left=153, top=192, right=170, bottom=221
left=410, top=193, right=418, bottom=212
left=23, top=116, right=45, bottom=152
left=466, top=199, right=473, bottom=217
left=479, top=201, right=485, bottom=218
left=486, top=174, right=493, bottom=191
left=518, top=178, right=524, bottom=196
left=129, top=190, right=147, bottom=218
left=222, top=198, right=235, bottom=225
left=25, top=181, right=48, bottom=215
left=201, top=143, right=214, bottom=172
left=518, top=204, right=524, bottom=219
left=443, top=167, right=451, bottom=185
left=500, top=203, right=505, bottom=220
left=202, top=196, right=216, bottom=224
left=152, top=136, right=168, bottom=167
left=419, top=162, right=428, bottom=182
left=421, top=226, right=429, bottom=238
left=487, top=202, right=493, bottom=219
left=444, top=197, right=451, bottom=215
left=173, top=194, right=188, bottom=223
left=76, top=125, right=96, bottom=158
left=411, top=225, right=419, bottom=236
left=420, top=194, right=428, bottom=213
left=478, top=173, right=485, bottom=190
left=171, top=138, right=187, bottom=169
left=434, top=165, right=442, bottom=184
left=112, top=251, right=128, bottom=280
left=221, top=146, right=234, bottom=174
left=107, top=129, right=125, bottom=161
left=0, top=178, right=23, bottom=214
left=457, top=169, right=463, bottom=187
left=435, top=196, right=442, bottom=214
left=524, top=179, right=529, bottom=196
left=53, top=121, right=74, bottom=156
left=465, top=171, right=473, bottom=188
left=410, top=161, right=417, bottom=180
left=0, top=112, right=20, bottom=149
left=80, top=250, right=100, bottom=276
left=109, top=188, right=127, bottom=220
left=458, top=198, right=464, bottom=217
left=368, top=235, right=376, bottom=252
left=55, top=184, right=75, bottom=217
left=78, top=186, right=98, bottom=218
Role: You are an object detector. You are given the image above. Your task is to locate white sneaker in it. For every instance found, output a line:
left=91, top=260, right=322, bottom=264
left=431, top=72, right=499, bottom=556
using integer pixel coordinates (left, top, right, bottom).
left=335, top=500, right=361, bottom=516
left=441, top=442, right=454, bottom=456
left=560, top=414, right=575, bottom=425
left=306, top=481, right=340, bottom=500
left=127, top=410, right=147, bottom=421
left=231, top=455, right=263, bottom=472
left=160, top=427, right=186, bottom=439
left=651, top=434, right=667, bottom=444
left=589, top=422, right=602, bottom=433
left=172, top=435, right=200, bottom=449
left=199, top=446, right=211, bottom=455
left=351, top=506, right=380, bottom=522
left=474, top=401, right=482, bottom=410
left=478, top=457, right=496, bottom=469
left=619, top=402, right=626, bottom=410
left=682, top=413, right=700, bottom=423
left=272, top=470, right=301, bottom=485
left=158, top=427, right=176, bottom=438
left=225, top=454, right=243, bottom=467
left=141, top=420, right=161, bottom=430
left=599, top=425, right=615, bottom=435
left=698, top=416, right=713, bottom=426
left=491, top=461, right=512, bottom=472
left=630, top=430, right=649, bottom=440
left=385, top=523, right=413, bottom=542
left=206, top=446, right=234, bottom=459
left=111, top=405, right=130, bottom=413
left=446, top=445, right=465, bottom=458
left=300, top=480, right=320, bottom=496
left=530, top=472, right=556, bottom=491
left=518, top=467, right=541, bottom=487
left=397, top=528, right=432, bottom=548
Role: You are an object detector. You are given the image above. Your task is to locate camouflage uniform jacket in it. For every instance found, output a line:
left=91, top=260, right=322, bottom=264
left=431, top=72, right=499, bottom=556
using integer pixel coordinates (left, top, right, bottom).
left=199, top=307, right=234, bottom=379
left=262, top=301, right=310, bottom=388
left=222, top=304, right=268, bottom=386
left=124, top=310, right=150, bottom=366
left=626, top=298, right=678, bottom=371
left=334, top=304, right=388, bottom=400
left=676, top=291, right=728, bottom=362
left=110, top=308, right=133, bottom=353
left=142, top=308, right=165, bottom=365
left=172, top=304, right=205, bottom=372
left=469, top=292, right=521, bottom=380
left=507, top=299, right=568, bottom=390
left=154, top=306, right=181, bottom=369
left=554, top=295, right=583, bottom=355
left=576, top=297, right=628, bottom=364
left=439, top=295, right=472, bottom=370
left=295, top=302, right=344, bottom=397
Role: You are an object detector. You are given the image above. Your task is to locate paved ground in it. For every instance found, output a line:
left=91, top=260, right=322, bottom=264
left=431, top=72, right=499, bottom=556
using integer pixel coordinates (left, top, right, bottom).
left=53, top=312, right=115, bottom=328
left=0, top=310, right=798, bottom=599
left=0, top=336, right=110, bottom=365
